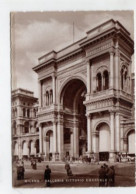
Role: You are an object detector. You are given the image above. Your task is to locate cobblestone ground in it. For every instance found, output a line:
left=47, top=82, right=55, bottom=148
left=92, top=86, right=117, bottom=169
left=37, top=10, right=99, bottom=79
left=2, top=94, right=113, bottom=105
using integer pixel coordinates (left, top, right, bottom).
left=12, top=161, right=135, bottom=188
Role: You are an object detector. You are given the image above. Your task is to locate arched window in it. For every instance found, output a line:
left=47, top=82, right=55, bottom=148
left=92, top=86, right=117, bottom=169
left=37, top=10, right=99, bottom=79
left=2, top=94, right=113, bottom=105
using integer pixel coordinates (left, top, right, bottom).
left=36, top=127, right=39, bottom=132
left=97, top=73, right=102, bottom=91
left=35, top=139, right=39, bottom=154
left=34, top=108, right=37, bottom=117
left=103, top=70, right=109, bottom=90
left=13, top=121, right=17, bottom=135
left=23, top=108, right=26, bottom=117
left=50, top=89, right=53, bottom=104
left=14, top=108, right=17, bottom=117
left=27, top=109, right=29, bottom=117
left=24, top=122, right=29, bottom=134
left=46, top=91, right=49, bottom=106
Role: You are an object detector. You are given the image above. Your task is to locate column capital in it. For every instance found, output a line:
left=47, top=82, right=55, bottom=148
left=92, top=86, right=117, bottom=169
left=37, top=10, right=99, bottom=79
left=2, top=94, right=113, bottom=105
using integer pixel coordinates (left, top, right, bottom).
left=38, top=123, right=43, bottom=128
left=115, top=111, right=120, bottom=116
left=92, top=131, right=99, bottom=137
left=123, top=137, right=128, bottom=143
left=86, top=113, right=92, bottom=119
left=52, top=73, right=56, bottom=78
left=109, top=49, right=115, bottom=55
left=53, top=120, right=57, bottom=125
left=109, top=110, right=116, bottom=115
left=84, top=58, right=90, bottom=64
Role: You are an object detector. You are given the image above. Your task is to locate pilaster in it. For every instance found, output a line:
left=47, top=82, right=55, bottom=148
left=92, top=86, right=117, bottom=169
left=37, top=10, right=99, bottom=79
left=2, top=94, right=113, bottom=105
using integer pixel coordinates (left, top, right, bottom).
left=109, top=51, right=115, bottom=89
left=87, top=114, right=92, bottom=155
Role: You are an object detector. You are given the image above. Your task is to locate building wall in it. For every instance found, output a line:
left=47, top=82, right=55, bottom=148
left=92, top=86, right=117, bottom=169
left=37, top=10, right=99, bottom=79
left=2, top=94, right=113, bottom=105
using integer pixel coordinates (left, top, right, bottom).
left=12, top=89, right=39, bottom=160
left=33, top=19, right=135, bottom=161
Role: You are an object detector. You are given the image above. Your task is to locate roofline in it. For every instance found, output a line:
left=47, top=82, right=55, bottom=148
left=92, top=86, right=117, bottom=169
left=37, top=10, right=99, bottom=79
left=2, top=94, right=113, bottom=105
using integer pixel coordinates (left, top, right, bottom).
left=12, top=88, right=34, bottom=94
left=33, top=19, right=134, bottom=72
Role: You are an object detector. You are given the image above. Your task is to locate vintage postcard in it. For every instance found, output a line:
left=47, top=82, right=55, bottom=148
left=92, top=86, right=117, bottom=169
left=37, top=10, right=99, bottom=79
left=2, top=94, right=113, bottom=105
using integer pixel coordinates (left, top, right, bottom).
left=11, top=11, right=135, bottom=188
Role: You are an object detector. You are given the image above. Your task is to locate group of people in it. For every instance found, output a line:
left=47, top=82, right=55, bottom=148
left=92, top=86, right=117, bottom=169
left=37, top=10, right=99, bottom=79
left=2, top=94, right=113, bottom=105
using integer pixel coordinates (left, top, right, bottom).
left=99, top=164, right=115, bottom=187
left=64, top=155, right=95, bottom=164
left=44, top=162, right=73, bottom=187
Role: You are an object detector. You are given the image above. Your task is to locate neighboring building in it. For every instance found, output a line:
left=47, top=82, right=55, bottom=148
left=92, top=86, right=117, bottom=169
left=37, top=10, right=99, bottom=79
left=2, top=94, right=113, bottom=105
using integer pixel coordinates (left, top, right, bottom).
left=33, top=19, right=135, bottom=162
left=12, top=88, right=39, bottom=160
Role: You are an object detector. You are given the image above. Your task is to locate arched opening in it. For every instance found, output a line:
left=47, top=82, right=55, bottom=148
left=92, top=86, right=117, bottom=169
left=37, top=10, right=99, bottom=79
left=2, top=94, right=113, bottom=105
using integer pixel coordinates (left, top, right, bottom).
left=22, top=141, right=29, bottom=159
left=34, top=108, right=37, bottom=117
left=34, top=122, right=39, bottom=132
left=27, top=109, right=30, bottom=118
left=12, top=121, right=17, bottom=135
left=96, top=123, right=110, bottom=161
left=127, top=130, right=135, bottom=156
left=46, top=91, right=49, bottom=106
left=50, top=89, right=53, bottom=104
left=24, top=122, right=29, bottom=134
left=60, top=78, right=87, bottom=158
left=96, top=73, right=102, bottom=91
left=15, top=108, right=17, bottom=117
left=29, top=140, right=35, bottom=157
left=103, top=70, right=109, bottom=90
left=35, top=139, right=39, bottom=155
left=14, top=141, right=18, bottom=156
left=23, top=108, right=26, bottom=117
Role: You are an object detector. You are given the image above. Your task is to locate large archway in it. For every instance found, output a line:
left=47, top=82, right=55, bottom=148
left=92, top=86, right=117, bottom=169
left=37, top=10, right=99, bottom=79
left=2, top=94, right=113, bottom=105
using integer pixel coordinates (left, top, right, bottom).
left=60, top=79, right=87, bottom=158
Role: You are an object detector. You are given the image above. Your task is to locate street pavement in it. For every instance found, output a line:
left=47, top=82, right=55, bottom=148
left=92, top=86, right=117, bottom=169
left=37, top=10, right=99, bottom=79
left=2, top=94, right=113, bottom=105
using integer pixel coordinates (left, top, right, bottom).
left=12, top=161, right=135, bottom=188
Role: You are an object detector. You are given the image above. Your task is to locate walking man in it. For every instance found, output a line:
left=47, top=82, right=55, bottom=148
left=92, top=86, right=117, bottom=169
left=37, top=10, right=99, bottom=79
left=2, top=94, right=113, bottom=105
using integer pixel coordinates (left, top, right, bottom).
left=44, top=165, right=51, bottom=187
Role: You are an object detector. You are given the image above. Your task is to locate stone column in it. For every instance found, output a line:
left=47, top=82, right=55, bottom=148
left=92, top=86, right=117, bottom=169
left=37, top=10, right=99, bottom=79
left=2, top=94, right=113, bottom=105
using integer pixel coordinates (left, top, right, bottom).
left=115, top=112, right=120, bottom=152
left=73, top=116, right=79, bottom=158
left=120, top=125, right=124, bottom=152
left=109, top=52, right=114, bottom=89
left=52, top=75, right=56, bottom=104
left=87, top=114, right=92, bottom=155
left=57, top=113, right=64, bottom=160
left=38, top=81, right=42, bottom=107
left=70, top=129, right=74, bottom=157
left=86, top=60, right=91, bottom=94
left=92, top=131, right=99, bottom=161
left=109, top=111, right=116, bottom=162
left=52, top=121, right=57, bottom=160
left=39, top=124, right=43, bottom=156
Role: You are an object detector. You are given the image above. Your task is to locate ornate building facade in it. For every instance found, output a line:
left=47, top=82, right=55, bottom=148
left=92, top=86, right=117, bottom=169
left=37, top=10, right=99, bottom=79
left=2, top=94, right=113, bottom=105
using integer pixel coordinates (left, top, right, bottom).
left=33, top=19, right=135, bottom=162
left=12, top=88, right=39, bottom=160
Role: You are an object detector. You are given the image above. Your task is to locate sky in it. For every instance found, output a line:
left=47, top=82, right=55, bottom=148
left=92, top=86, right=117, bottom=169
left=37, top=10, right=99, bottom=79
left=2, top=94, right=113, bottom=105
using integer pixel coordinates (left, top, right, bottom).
left=11, top=11, right=134, bottom=97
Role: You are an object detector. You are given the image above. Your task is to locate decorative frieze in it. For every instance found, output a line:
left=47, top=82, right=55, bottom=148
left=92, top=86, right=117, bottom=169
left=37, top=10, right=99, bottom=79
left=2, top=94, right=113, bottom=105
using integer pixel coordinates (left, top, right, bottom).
left=86, top=98, right=113, bottom=112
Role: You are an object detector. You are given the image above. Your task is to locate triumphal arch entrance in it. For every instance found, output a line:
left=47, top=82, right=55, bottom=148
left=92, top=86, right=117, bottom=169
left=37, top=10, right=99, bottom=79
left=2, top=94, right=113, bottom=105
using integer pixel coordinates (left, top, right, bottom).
left=33, top=19, right=134, bottom=162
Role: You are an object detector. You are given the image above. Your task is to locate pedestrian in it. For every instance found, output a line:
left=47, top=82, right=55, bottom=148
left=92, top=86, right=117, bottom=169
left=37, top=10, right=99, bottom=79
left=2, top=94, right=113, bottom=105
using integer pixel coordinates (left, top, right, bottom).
left=44, top=165, right=51, bottom=187
left=110, top=166, right=115, bottom=186
left=65, top=162, right=70, bottom=176
left=106, top=166, right=114, bottom=186
left=98, top=165, right=106, bottom=187
left=103, top=163, right=108, bottom=186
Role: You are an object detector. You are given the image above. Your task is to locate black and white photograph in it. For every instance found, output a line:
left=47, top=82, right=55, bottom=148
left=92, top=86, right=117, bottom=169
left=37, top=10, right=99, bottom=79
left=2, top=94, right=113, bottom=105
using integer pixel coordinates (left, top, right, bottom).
left=10, top=10, right=135, bottom=188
